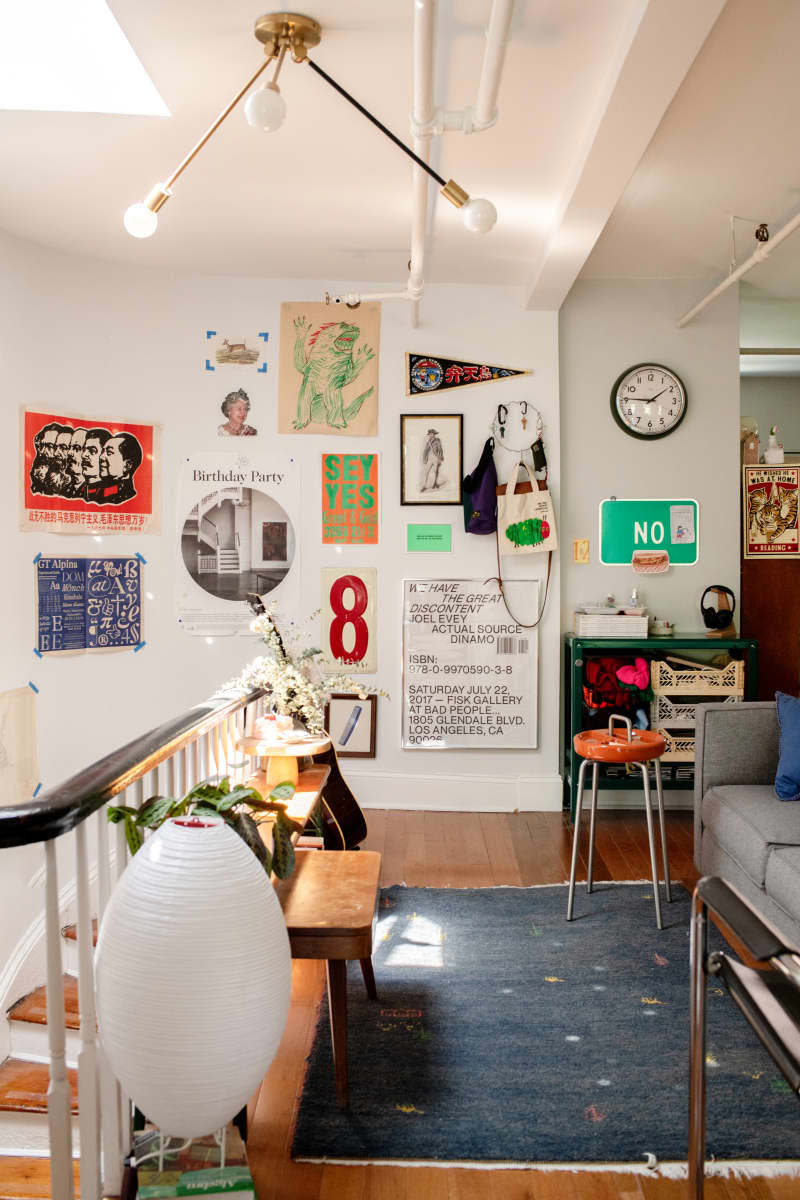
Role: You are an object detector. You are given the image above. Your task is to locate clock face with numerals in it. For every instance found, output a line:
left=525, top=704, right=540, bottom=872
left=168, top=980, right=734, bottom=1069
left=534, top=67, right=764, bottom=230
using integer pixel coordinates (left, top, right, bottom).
left=610, top=363, right=687, bottom=439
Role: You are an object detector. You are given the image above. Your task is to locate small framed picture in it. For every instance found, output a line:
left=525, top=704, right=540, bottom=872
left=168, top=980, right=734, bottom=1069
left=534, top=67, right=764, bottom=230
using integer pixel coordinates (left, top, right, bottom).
left=400, top=414, right=463, bottom=505
left=324, top=693, right=377, bottom=758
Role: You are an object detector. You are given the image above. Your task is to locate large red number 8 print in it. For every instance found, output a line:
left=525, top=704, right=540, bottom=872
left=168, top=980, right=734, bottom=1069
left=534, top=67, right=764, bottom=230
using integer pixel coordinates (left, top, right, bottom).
left=329, top=574, right=369, bottom=664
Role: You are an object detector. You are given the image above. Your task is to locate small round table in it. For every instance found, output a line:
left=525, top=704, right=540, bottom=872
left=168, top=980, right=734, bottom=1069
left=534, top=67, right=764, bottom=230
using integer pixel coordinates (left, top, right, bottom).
left=237, top=733, right=331, bottom=790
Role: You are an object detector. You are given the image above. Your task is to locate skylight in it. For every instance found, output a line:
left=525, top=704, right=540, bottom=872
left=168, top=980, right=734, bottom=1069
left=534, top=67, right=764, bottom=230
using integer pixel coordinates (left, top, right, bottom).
left=0, top=0, right=169, bottom=116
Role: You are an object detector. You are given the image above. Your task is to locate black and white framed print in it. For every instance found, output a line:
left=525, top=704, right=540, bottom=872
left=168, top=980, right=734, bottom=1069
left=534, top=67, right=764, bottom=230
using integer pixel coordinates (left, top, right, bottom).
left=400, top=414, right=463, bottom=505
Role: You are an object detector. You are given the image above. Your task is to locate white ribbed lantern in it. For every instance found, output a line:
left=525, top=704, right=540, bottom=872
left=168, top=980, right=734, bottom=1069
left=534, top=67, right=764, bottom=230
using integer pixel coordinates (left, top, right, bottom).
left=95, top=816, right=291, bottom=1137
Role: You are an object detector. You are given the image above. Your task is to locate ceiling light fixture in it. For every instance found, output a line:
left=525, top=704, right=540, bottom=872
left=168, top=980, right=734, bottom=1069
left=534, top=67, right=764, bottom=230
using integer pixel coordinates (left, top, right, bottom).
left=123, top=11, right=497, bottom=240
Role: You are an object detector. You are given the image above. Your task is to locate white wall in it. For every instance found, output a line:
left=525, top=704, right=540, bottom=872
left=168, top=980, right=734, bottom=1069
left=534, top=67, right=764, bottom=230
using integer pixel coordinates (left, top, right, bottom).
left=0, top=230, right=562, bottom=1030
left=559, top=279, right=741, bottom=630
left=741, top=376, right=800, bottom=453
left=0, top=230, right=561, bottom=824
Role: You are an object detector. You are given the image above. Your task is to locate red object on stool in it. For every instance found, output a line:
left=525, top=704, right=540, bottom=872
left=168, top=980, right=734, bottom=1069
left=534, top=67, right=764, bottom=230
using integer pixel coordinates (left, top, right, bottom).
left=567, top=714, right=672, bottom=929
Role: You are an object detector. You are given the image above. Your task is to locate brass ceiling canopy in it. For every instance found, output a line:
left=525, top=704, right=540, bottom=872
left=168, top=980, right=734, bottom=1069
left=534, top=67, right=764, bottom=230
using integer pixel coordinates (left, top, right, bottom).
left=254, top=12, right=322, bottom=62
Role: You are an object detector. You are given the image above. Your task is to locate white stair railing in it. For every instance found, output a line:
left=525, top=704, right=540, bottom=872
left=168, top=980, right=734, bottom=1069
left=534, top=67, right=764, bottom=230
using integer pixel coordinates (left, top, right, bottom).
left=1, top=686, right=266, bottom=1198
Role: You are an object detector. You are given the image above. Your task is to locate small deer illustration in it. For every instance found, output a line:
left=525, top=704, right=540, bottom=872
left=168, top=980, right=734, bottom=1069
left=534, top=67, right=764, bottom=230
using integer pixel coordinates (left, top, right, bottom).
left=222, top=337, right=247, bottom=356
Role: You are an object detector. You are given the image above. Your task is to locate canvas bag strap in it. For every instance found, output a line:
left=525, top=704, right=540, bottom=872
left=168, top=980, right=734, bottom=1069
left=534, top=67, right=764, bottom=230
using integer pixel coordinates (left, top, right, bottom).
left=487, top=460, right=552, bottom=629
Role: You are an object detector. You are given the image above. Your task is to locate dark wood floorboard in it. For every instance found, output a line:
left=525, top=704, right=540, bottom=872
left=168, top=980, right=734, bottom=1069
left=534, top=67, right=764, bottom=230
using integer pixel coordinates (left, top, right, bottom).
left=244, top=808, right=794, bottom=1200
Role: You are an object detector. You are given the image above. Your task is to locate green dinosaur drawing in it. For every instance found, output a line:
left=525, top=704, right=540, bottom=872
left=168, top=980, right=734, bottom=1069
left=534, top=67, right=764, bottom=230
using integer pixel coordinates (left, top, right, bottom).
left=292, top=316, right=375, bottom=429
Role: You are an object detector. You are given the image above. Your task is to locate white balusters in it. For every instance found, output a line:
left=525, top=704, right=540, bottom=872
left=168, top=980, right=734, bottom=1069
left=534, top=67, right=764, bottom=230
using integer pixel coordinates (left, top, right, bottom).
left=44, top=838, right=75, bottom=1200
left=75, top=821, right=101, bottom=1200
left=114, top=807, right=132, bottom=1165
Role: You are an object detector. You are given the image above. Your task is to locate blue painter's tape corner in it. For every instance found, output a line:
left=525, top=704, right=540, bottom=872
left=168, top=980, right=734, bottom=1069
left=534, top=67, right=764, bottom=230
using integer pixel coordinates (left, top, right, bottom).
left=33, top=647, right=43, bottom=658
left=32, top=782, right=42, bottom=798
left=28, top=681, right=39, bottom=693
left=257, top=363, right=268, bottom=374
left=134, top=641, right=146, bottom=653
left=33, top=552, right=42, bottom=563
left=259, top=331, right=269, bottom=342
left=206, top=330, right=217, bottom=339
left=205, top=359, right=215, bottom=372
left=136, top=552, right=147, bottom=563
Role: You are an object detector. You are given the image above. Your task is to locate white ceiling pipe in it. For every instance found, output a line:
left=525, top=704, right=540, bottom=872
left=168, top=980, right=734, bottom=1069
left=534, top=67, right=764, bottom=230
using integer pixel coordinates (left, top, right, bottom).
left=325, top=289, right=415, bottom=305
left=678, top=209, right=800, bottom=327
left=473, top=0, right=515, bottom=130
left=408, top=0, right=438, bottom=327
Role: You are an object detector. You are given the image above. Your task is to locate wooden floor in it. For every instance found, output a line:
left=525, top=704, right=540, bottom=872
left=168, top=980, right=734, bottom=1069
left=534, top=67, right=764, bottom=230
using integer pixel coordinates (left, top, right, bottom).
left=245, top=809, right=798, bottom=1200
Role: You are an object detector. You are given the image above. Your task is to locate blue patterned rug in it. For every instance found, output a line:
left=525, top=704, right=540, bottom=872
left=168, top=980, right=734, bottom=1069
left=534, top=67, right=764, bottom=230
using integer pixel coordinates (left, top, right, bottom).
left=291, top=884, right=800, bottom=1167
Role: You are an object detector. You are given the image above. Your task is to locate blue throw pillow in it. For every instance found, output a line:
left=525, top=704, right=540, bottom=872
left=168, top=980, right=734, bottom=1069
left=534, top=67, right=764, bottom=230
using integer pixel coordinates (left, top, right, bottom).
left=775, top=691, right=800, bottom=801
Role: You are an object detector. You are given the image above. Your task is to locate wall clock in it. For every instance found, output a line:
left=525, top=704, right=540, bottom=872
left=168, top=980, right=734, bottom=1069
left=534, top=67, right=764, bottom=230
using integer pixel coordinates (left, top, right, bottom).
left=610, top=363, right=687, bottom=439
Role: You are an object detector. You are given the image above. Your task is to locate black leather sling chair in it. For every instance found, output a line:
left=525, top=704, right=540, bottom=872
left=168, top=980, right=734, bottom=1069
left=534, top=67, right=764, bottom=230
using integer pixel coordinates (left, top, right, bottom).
left=689, top=876, right=800, bottom=1198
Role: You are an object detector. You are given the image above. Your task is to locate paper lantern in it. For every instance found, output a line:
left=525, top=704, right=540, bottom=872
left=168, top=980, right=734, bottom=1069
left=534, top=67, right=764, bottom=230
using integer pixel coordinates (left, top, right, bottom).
left=95, top=816, right=291, bottom=1137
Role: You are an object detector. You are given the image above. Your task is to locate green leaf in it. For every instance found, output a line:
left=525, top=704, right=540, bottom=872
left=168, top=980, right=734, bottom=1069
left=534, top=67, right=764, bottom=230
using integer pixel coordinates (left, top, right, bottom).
left=229, top=812, right=270, bottom=873
left=216, top=785, right=264, bottom=812
left=124, top=816, right=143, bottom=856
left=190, top=803, right=220, bottom=818
left=107, top=805, right=140, bottom=824
left=271, top=810, right=297, bottom=879
left=269, top=781, right=296, bottom=803
left=136, top=796, right=175, bottom=828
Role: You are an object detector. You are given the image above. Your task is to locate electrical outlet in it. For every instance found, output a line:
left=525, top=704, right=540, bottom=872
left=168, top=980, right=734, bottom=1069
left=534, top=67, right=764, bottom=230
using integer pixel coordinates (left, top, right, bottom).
left=573, top=538, right=589, bottom=564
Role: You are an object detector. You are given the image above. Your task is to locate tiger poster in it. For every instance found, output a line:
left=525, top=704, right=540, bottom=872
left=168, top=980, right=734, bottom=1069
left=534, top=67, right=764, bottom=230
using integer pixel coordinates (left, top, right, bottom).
left=743, top=465, right=800, bottom=558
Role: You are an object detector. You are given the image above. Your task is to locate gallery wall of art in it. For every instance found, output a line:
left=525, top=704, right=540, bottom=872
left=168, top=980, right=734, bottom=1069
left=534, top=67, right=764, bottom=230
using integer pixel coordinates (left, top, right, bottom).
left=0, top=229, right=561, bottom=830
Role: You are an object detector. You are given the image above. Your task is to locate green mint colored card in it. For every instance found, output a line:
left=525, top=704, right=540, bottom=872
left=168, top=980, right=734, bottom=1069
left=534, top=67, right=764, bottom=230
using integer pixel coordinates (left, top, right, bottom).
left=407, top=524, right=452, bottom=552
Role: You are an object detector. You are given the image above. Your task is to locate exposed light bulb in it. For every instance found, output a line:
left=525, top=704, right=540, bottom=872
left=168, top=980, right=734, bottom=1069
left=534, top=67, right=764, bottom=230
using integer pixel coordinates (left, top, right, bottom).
left=244, top=81, right=287, bottom=131
left=123, top=202, right=158, bottom=239
left=461, top=197, right=497, bottom=234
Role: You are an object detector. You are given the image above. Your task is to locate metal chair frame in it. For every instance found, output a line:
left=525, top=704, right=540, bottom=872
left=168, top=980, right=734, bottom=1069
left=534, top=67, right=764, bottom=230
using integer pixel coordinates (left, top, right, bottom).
left=689, top=876, right=800, bottom=1198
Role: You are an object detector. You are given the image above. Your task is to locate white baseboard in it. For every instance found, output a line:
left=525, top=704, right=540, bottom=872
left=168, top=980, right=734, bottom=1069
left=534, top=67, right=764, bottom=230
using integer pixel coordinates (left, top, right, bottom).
left=349, top=770, right=563, bottom=812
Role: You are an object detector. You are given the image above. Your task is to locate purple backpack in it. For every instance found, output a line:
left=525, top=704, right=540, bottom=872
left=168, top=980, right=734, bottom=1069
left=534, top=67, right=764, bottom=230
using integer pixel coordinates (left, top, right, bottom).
left=462, top=438, right=497, bottom=534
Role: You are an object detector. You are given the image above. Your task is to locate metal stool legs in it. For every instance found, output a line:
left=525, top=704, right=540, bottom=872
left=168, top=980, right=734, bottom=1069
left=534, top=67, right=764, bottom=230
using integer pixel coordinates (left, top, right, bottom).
left=639, top=761, right=664, bottom=931
left=567, top=755, right=671, bottom=929
left=654, top=758, right=672, bottom=904
left=566, top=758, right=589, bottom=921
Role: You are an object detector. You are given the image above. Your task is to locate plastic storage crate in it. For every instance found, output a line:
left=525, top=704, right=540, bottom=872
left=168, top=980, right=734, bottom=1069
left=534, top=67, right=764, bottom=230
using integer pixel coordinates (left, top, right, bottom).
left=650, top=692, right=741, bottom=729
left=656, top=728, right=696, bottom=762
left=650, top=659, right=744, bottom=697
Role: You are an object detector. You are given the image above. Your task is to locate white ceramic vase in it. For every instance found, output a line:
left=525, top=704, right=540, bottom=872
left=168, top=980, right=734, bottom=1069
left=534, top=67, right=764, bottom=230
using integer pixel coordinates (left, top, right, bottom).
left=95, top=816, right=291, bottom=1137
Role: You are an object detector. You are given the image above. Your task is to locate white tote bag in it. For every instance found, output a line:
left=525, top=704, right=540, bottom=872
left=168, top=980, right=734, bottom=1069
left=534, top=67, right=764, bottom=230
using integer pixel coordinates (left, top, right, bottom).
left=496, top=461, right=558, bottom=556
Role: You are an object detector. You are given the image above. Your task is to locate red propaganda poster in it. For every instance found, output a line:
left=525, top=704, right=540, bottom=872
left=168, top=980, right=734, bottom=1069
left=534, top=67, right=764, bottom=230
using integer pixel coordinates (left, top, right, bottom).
left=743, top=465, right=800, bottom=558
left=21, top=409, right=161, bottom=534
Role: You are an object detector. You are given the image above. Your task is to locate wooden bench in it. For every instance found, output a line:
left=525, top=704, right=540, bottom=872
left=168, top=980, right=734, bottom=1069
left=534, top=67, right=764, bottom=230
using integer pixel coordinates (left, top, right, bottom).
left=273, top=849, right=382, bottom=1107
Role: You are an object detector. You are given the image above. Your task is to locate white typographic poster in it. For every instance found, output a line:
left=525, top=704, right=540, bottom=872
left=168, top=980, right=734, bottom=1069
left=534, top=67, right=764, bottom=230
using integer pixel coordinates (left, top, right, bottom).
left=320, top=566, right=377, bottom=673
left=402, top=579, right=538, bottom=749
left=177, top=452, right=300, bottom=636
left=0, top=687, right=39, bottom=805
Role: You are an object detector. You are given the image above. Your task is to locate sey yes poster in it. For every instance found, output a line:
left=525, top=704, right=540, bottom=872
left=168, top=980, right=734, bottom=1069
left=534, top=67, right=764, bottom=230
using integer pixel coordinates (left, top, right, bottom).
left=321, top=453, right=378, bottom=545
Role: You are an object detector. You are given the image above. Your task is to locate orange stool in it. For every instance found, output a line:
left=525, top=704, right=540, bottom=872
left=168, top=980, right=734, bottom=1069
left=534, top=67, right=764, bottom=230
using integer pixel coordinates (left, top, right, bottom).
left=567, top=714, right=672, bottom=929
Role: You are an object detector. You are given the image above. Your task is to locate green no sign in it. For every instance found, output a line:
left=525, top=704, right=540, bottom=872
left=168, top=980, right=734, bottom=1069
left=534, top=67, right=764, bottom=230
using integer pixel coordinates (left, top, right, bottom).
left=599, top=498, right=699, bottom=565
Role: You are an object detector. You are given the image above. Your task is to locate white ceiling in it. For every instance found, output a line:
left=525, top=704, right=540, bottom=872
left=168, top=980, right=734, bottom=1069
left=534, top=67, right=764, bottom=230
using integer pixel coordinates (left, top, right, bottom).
left=2, top=0, right=800, bottom=313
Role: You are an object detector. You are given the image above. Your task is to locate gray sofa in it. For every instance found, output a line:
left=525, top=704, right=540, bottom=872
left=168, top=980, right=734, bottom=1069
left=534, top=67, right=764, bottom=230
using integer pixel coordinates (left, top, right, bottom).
left=694, top=700, right=800, bottom=946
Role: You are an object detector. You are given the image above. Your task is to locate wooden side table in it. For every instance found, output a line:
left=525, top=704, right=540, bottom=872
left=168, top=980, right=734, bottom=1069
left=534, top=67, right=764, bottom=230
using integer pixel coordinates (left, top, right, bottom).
left=273, top=849, right=382, bottom=1107
left=238, top=732, right=331, bottom=789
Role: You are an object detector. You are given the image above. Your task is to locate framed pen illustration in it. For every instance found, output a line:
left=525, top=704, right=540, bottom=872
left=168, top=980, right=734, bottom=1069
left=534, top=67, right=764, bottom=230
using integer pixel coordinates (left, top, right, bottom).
left=400, top=414, right=462, bottom=505
left=325, top=693, right=377, bottom=758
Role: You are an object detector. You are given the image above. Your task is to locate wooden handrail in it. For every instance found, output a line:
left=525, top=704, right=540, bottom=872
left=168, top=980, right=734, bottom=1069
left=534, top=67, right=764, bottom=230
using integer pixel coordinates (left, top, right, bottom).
left=0, top=688, right=265, bottom=849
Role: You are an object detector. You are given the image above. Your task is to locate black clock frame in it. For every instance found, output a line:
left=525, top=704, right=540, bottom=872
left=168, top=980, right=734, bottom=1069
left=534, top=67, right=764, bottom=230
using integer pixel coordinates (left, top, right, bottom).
left=610, top=362, right=688, bottom=440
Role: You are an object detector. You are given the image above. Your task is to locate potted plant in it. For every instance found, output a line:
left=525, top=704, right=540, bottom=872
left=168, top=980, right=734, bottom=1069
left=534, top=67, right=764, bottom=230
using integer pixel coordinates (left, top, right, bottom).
left=108, top=775, right=303, bottom=878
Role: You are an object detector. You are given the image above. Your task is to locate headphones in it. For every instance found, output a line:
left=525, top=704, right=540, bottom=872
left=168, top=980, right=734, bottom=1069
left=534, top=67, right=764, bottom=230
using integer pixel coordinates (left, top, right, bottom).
left=700, top=585, right=736, bottom=630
